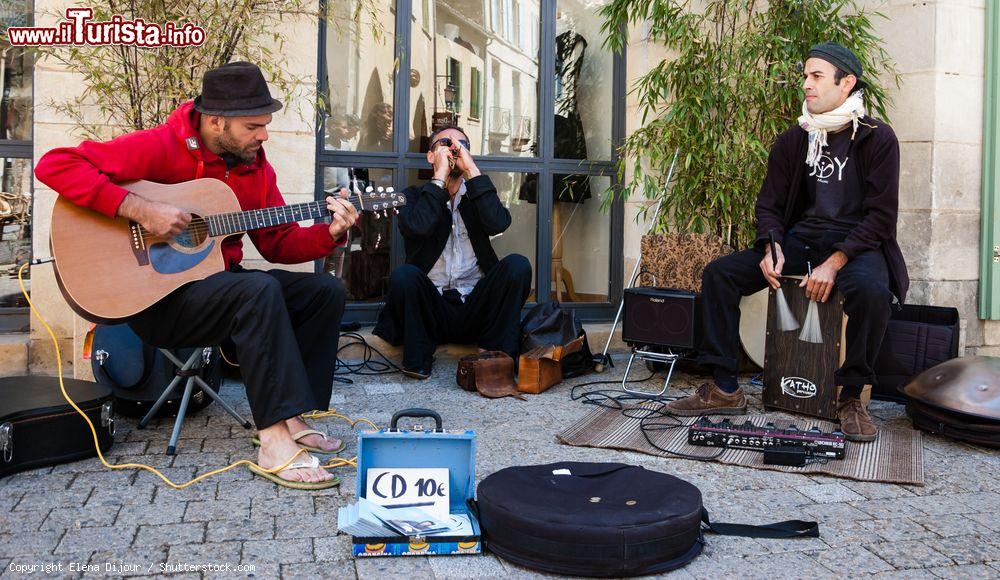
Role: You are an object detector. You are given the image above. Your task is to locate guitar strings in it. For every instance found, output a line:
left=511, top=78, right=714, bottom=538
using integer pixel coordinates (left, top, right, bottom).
left=136, top=197, right=359, bottom=237
left=135, top=193, right=397, bottom=239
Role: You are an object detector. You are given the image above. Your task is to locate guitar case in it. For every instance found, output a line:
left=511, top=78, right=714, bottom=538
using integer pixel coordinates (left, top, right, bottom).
left=91, top=324, right=219, bottom=418
left=0, top=376, right=115, bottom=478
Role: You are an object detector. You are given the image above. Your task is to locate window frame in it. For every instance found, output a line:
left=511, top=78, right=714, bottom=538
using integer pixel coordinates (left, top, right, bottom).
left=981, top=0, right=1000, bottom=319
left=0, top=2, right=35, bottom=271
left=469, top=67, right=482, bottom=121
left=316, top=0, right=626, bottom=323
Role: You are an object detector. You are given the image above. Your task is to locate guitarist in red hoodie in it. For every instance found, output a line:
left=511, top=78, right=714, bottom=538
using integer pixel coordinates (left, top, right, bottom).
left=36, top=62, right=356, bottom=489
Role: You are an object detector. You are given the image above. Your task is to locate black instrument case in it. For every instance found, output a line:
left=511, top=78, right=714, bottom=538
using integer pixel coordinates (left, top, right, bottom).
left=0, top=376, right=115, bottom=478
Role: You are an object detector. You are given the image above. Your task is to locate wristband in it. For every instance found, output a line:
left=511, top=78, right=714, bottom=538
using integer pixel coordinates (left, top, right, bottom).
left=429, top=178, right=446, bottom=189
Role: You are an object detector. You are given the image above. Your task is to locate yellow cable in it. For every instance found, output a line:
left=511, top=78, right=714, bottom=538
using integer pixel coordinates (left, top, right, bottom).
left=218, top=346, right=240, bottom=367
left=299, top=409, right=379, bottom=470
left=301, top=409, right=379, bottom=432
left=17, top=263, right=377, bottom=489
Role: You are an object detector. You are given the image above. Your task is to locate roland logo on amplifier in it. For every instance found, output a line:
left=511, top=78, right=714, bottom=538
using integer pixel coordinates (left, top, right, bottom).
left=780, top=376, right=818, bottom=398
left=649, top=298, right=665, bottom=303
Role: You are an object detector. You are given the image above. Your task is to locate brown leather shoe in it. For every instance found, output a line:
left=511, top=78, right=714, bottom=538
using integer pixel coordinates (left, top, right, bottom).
left=666, top=383, right=747, bottom=416
left=837, top=398, right=877, bottom=442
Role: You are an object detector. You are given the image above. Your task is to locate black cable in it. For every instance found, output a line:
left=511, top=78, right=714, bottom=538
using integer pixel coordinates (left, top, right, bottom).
left=569, top=372, right=662, bottom=410
left=567, top=372, right=725, bottom=461
left=566, top=364, right=836, bottom=464
left=333, top=331, right=402, bottom=384
left=630, top=403, right=726, bottom=461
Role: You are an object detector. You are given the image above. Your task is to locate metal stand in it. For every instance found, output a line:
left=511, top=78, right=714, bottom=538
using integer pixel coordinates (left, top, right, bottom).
left=622, top=347, right=681, bottom=397
left=595, top=149, right=680, bottom=373
left=137, top=348, right=252, bottom=455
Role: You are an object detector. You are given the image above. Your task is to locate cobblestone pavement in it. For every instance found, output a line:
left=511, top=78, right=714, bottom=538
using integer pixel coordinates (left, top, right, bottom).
left=1, top=358, right=998, bottom=579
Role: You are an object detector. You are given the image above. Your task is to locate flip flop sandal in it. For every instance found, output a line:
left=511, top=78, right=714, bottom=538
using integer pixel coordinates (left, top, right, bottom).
left=290, top=429, right=347, bottom=454
left=248, top=454, right=340, bottom=490
left=251, top=429, right=346, bottom=455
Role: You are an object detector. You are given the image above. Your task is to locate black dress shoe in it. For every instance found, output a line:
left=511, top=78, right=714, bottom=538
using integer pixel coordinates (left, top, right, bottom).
left=401, top=366, right=432, bottom=380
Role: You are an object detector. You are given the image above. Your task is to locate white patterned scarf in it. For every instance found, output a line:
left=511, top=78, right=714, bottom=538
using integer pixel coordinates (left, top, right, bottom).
left=797, top=91, right=866, bottom=168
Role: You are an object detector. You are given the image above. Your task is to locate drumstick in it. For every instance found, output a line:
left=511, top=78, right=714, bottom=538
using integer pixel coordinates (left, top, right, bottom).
left=770, top=230, right=800, bottom=332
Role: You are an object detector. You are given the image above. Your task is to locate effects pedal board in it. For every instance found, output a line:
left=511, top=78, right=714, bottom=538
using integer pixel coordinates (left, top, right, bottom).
left=687, top=417, right=846, bottom=459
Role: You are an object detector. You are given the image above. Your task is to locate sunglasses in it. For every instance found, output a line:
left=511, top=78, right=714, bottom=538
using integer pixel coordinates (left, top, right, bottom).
left=432, top=137, right=471, bottom=151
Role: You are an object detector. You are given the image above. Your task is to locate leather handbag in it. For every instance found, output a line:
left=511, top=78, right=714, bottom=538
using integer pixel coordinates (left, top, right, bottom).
left=520, top=301, right=594, bottom=378
left=456, top=352, right=523, bottom=400
left=518, top=336, right=585, bottom=395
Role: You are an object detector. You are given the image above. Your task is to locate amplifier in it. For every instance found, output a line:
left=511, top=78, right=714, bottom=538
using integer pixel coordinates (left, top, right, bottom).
left=687, top=416, right=846, bottom=459
left=622, top=287, right=700, bottom=349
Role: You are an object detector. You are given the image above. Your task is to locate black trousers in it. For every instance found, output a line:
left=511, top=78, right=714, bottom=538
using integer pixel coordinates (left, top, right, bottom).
left=373, top=254, right=533, bottom=369
left=127, top=267, right=346, bottom=429
left=697, top=231, right=892, bottom=389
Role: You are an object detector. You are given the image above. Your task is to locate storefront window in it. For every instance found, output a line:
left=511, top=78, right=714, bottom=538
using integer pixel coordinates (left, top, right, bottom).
left=321, top=167, right=395, bottom=302
left=0, top=157, right=32, bottom=259
left=324, top=0, right=396, bottom=153
left=482, top=170, right=538, bottom=299
left=320, top=0, right=621, bottom=316
left=0, top=2, right=33, bottom=311
left=409, top=0, right=539, bottom=156
left=0, top=2, right=31, bottom=141
left=549, top=174, right=610, bottom=302
left=554, top=0, right=612, bottom=161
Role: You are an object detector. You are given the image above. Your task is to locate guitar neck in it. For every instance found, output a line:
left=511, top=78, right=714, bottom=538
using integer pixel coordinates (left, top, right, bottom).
left=205, top=196, right=360, bottom=237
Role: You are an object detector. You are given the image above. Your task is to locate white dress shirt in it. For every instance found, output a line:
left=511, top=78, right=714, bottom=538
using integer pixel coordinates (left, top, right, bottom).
left=427, top=182, right=483, bottom=299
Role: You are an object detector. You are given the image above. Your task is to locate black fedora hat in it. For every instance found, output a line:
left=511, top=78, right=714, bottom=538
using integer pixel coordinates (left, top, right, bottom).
left=193, top=62, right=283, bottom=117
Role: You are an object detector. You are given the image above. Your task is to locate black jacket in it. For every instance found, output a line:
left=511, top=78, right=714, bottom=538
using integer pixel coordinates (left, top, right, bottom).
left=754, top=119, right=910, bottom=303
left=397, top=175, right=512, bottom=273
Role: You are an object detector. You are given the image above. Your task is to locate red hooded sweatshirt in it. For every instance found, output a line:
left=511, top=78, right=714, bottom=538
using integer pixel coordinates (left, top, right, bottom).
left=35, top=100, right=341, bottom=269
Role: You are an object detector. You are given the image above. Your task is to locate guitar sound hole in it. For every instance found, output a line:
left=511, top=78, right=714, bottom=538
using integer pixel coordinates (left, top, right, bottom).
left=172, top=215, right=209, bottom=249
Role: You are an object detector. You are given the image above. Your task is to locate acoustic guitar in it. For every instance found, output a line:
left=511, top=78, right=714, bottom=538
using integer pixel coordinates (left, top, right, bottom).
left=49, top=178, right=406, bottom=324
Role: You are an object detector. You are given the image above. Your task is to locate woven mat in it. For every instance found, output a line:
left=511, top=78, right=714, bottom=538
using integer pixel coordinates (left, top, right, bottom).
left=557, top=403, right=924, bottom=485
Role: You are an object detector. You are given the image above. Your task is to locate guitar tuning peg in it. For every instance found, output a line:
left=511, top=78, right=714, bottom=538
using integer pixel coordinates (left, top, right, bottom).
left=376, top=186, right=384, bottom=192
left=386, top=187, right=395, bottom=193
left=373, top=211, right=381, bottom=220
left=365, top=185, right=374, bottom=193
left=392, top=208, right=399, bottom=215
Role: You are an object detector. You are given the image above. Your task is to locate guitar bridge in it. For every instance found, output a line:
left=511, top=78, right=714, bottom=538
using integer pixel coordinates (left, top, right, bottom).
left=129, top=221, right=150, bottom=266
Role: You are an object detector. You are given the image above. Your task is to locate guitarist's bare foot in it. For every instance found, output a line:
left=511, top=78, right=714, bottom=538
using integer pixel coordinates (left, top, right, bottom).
left=285, top=415, right=343, bottom=452
left=256, top=423, right=334, bottom=483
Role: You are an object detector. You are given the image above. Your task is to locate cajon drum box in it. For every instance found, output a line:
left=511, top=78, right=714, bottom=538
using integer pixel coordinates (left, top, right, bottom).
left=762, top=276, right=870, bottom=420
